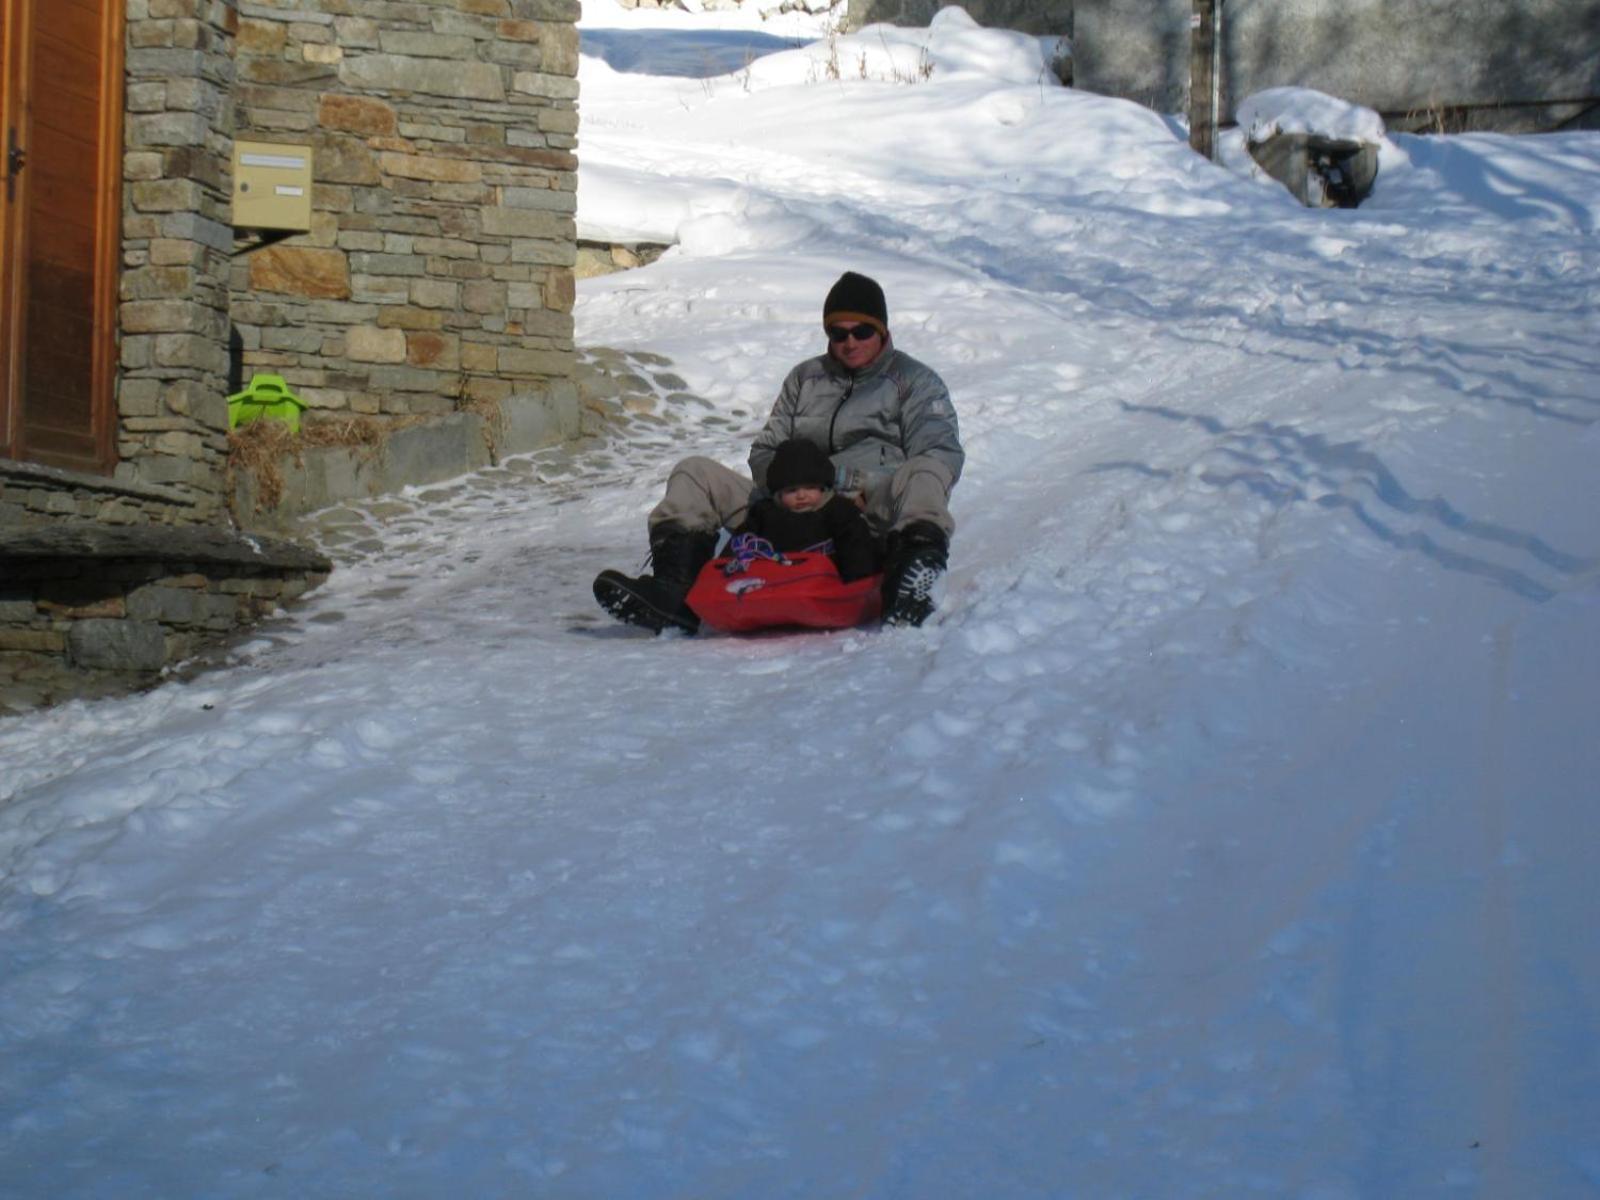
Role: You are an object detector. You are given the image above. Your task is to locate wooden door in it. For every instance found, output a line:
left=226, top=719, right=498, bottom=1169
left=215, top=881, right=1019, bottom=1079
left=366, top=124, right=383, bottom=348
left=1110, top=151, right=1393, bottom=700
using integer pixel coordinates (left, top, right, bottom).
left=0, top=0, right=123, bottom=473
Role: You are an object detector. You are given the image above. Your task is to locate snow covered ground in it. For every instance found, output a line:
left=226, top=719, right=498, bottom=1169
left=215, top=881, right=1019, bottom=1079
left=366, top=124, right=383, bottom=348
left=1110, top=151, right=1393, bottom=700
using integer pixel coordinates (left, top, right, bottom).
left=4, top=5, right=1600, bottom=1196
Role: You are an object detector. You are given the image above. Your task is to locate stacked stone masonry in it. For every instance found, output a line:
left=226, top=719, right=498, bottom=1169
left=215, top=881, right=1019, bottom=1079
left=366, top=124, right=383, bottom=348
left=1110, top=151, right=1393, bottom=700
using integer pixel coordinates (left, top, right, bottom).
left=0, top=460, right=203, bottom=529
left=228, top=0, right=581, bottom=422
left=119, top=0, right=242, bottom=521
left=4, top=1, right=583, bottom=702
left=110, top=0, right=583, bottom=524
left=0, top=524, right=332, bottom=674
left=1, top=563, right=322, bottom=670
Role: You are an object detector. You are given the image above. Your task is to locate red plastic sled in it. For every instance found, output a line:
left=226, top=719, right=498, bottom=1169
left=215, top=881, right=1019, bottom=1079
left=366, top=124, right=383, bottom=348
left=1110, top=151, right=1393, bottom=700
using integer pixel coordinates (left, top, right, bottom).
left=687, top=552, right=882, bottom=633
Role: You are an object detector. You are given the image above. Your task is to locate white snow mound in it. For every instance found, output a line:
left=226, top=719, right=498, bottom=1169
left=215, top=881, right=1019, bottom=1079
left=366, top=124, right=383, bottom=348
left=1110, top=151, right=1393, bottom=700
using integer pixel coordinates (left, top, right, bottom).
left=1238, top=85, right=1387, bottom=144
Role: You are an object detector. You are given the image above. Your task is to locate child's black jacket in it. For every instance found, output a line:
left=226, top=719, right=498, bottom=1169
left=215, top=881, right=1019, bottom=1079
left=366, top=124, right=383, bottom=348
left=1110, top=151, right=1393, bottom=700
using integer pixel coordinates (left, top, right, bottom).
left=736, top=495, right=881, bottom=582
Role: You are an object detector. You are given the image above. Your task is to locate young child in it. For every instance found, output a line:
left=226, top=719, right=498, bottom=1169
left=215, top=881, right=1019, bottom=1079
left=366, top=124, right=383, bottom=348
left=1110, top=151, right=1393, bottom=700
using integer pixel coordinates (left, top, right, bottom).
left=734, top=438, right=880, bottom=581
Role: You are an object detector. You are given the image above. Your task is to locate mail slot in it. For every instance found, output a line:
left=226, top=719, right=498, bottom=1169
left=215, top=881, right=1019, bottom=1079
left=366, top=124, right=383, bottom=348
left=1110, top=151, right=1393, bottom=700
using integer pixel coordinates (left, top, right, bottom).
left=232, top=140, right=313, bottom=232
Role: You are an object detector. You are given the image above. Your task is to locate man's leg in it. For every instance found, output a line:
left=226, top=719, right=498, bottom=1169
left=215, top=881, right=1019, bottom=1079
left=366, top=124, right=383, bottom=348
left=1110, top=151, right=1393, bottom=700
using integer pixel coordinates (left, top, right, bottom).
left=864, top=457, right=956, bottom=539
left=649, top=456, right=759, bottom=534
left=868, top=458, right=956, bottom=627
left=595, top=457, right=757, bottom=633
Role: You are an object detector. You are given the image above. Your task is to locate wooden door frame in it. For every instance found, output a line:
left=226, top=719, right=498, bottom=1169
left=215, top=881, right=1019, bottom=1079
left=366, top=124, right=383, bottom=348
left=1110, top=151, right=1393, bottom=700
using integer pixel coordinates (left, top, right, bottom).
left=0, top=0, right=125, bottom=472
left=0, top=0, right=31, bottom=460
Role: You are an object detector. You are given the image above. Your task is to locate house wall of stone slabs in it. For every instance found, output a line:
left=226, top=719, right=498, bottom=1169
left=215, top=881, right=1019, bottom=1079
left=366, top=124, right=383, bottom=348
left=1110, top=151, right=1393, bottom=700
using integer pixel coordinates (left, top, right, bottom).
left=227, top=0, right=581, bottom=422
left=117, top=0, right=241, bottom=523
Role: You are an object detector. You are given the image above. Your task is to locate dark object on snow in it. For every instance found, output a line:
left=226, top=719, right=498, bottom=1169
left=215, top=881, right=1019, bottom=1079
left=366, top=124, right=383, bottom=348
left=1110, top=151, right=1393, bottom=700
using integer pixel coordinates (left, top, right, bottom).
left=593, top=524, right=717, bottom=634
left=688, top=553, right=883, bottom=633
left=1249, top=132, right=1379, bottom=208
left=881, top=520, right=948, bottom=628
left=764, top=438, right=836, bottom=496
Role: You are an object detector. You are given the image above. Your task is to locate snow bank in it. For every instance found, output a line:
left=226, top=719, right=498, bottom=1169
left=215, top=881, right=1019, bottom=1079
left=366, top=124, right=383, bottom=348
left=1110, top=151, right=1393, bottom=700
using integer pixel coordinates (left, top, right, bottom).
left=739, top=6, right=1063, bottom=89
left=1237, top=85, right=1387, bottom=144
left=1368, top=129, right=1600, bottom=232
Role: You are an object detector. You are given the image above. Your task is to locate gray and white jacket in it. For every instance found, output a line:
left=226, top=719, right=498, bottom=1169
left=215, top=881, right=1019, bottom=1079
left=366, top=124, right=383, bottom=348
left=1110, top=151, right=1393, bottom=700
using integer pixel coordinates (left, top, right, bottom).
left=748, top=339, right=964, bottom=496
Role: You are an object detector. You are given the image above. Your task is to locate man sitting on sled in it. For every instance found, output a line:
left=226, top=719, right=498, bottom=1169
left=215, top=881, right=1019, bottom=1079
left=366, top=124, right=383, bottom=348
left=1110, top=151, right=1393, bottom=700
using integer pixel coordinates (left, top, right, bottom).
left=593, top=271, right=964, bottom=633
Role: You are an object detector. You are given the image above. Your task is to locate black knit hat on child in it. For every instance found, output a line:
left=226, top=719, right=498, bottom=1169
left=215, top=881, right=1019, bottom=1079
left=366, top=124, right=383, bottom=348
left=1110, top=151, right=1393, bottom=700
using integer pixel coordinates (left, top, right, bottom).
left=766, top=439, right=835, bottom=496
left=823, top=272, right=888, bottom=336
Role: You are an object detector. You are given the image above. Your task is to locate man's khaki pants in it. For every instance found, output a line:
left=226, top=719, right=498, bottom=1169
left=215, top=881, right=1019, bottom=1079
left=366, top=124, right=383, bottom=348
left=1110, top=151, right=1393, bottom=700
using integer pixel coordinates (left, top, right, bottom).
left=648, top=455, right=956, bottom=540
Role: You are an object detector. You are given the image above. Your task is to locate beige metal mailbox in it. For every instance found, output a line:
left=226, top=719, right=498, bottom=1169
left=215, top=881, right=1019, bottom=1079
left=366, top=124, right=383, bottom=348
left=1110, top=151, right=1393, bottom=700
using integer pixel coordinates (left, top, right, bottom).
left=232, top=140, right=313, bottom=232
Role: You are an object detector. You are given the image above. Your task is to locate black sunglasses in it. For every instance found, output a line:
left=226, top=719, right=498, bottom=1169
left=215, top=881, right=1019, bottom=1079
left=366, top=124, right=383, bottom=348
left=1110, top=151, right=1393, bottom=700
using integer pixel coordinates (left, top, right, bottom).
left=827, top=324, right=879, bottom=344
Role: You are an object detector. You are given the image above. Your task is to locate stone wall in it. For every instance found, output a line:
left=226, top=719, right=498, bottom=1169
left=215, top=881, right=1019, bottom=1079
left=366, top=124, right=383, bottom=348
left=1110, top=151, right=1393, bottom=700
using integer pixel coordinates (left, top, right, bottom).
left=227, top=0, right=581, bottom=426
left=3, top=1, right=587, bottom=702
left=38, top=0, right=583, bottom=534
left=0, top=524, right=331, bottom=679
left=227, top=391, right=581, bottom=527
left=1073, top=0, right=1600, bottom=132
left=0, top=460, right=205, bottom=528
left=118, top=0, right=241, bottom=522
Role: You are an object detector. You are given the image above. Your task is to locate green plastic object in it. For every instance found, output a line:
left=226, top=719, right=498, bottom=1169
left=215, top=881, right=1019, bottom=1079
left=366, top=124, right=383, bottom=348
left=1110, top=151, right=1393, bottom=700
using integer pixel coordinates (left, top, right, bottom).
left=227, top=374, right=307, bottom=434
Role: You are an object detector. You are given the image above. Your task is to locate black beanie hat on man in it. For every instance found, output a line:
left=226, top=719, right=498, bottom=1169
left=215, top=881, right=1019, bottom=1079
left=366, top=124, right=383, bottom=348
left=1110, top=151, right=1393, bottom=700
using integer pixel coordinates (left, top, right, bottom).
left=765, top=438, right=835, bottom=496
left=823, top=271, right=888, bottom=337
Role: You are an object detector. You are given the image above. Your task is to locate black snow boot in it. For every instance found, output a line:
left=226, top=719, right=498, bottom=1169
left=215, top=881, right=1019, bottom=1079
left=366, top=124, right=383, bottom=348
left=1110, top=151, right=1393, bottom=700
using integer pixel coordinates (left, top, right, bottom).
left=881, top=520, right=949, bottom=628
left=593, top=524, right=718, bottom=634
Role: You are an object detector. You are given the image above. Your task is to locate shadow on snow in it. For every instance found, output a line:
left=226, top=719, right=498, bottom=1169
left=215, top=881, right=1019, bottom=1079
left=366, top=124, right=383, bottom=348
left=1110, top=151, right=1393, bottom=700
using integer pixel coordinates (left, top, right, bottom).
left=580, top=29, right=807, bottom=78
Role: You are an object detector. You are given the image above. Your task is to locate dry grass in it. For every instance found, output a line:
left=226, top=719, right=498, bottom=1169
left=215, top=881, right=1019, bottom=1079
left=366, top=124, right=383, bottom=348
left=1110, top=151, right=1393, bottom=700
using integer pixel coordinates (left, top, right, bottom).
left=453, top=374, right=507, bottom=460
left=227, top=414, right=405, bottom=514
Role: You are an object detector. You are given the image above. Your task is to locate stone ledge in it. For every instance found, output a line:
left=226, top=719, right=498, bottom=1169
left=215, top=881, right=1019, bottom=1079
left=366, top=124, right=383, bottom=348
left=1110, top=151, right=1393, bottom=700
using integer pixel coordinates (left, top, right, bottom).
left=0, top=521, right=331, bottom=574
left=1, top=520, right=332, bottom=708
left=0, top=458, right=200, bottom=506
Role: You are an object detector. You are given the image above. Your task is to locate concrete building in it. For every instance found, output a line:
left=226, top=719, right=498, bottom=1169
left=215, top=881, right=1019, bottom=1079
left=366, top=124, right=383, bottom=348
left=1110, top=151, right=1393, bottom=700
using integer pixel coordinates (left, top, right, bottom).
left=849, top=0, right=1600, bottom=133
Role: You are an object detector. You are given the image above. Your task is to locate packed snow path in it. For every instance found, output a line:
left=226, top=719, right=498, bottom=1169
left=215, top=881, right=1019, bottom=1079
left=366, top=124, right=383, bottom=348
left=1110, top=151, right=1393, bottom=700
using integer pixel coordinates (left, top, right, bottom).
left=4, top=9, right=1600, bottom=1196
